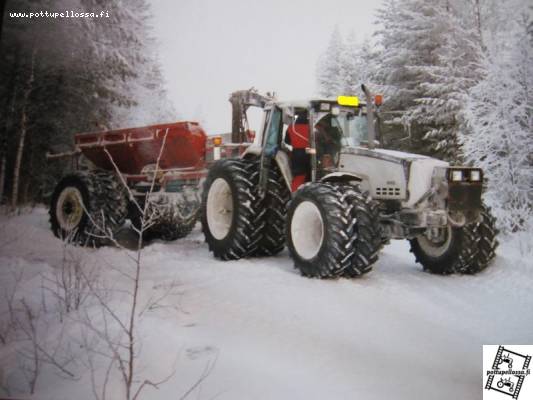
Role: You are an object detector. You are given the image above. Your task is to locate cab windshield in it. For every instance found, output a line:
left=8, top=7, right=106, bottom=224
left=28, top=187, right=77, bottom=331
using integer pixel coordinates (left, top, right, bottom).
left=315, top=110, right=368, bottom=147
left=318, top=111, right=369, bottom=147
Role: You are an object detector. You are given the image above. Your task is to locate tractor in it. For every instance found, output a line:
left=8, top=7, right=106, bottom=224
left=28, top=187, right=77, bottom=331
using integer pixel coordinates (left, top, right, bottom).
left=200, top=85, right=499, bottom=277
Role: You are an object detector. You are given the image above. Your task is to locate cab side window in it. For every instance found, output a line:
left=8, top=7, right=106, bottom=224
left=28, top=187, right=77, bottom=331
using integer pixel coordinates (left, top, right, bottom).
left=264, top=108, right=282, bottom=156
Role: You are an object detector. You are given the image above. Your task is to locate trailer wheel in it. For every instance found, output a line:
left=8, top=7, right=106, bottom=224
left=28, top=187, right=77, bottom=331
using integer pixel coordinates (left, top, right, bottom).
left=201, top=159, right=263, bottom=260
left=130, top=195, right=199, bottom=242
left=50, top=171, right=128, bottom=246
left=409, top=223, right=479, bottom=274
left=254, top=163, right=291, bottom=256
left=335, top=184, right=382, bottom=277
left=149, top=217, right=198, bottom=241
left=463, top=205, right=499, bottom=274
left=287, top=183, right=354, bottom=278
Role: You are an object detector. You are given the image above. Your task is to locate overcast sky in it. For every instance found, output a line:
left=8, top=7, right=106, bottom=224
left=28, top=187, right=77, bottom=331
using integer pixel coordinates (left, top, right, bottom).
left=150, top=0, right=383, bottom=134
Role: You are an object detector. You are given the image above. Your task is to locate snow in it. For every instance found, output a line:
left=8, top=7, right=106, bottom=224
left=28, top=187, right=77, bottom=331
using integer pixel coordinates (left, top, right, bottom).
left=1, top=207, right=532, bottom=399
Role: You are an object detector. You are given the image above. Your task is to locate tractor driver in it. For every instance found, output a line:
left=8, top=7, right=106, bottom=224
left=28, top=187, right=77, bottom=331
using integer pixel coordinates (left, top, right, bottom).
left=315, top=114, right=342, bottom=169
left=284, top=110, right=310, bottom=191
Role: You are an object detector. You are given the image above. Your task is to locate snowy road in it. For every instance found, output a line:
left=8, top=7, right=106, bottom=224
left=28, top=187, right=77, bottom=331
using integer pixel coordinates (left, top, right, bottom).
left=1, top=208, right=532, bottom=399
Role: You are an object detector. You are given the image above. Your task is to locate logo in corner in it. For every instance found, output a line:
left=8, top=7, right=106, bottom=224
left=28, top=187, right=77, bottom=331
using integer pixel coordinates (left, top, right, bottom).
left=484, top=345, right=532, bottom=399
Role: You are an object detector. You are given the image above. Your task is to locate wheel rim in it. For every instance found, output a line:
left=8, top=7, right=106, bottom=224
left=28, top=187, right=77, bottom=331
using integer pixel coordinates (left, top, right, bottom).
left=206, top=178, right=233, bottom=240
left=56, top=187, right=84, bottom=231
left=291, top=200, right=324, bottom=260
left=417, top=225, right=453, bottom=258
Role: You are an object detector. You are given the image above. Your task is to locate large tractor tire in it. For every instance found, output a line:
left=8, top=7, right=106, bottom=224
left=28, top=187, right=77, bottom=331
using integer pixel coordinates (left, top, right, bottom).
left=335, top=184, right=383, bottom=277
left=410, top=205, right=499, bottom=275
left=253, top=163, right=291, bottom=257
left=463, top=205, right=499, bottom=274
left=49, top=170, right=128, bottom=246
left=409, top=224, right=479, bottom=275
left=201, top=159, right=263, bottom=260
left=287, top=183, right=355, bottom=278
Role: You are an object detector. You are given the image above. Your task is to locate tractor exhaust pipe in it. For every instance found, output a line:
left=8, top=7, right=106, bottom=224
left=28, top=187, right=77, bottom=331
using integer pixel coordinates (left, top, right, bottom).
left=361, top=84, right=375, bottom=150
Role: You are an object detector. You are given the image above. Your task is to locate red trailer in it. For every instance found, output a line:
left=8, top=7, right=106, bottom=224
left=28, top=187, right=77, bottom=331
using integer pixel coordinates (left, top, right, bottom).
left=49, top=119, right=250, bottom=245
left=48, top=89, right=271, bottom=246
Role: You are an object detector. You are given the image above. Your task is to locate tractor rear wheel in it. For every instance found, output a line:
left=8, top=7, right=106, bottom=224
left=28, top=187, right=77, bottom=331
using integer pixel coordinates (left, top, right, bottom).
left=201, top=159, right=263, bottom=260
left=287, top=183, right=354, bottom=278
left=253, top=163, right=291, bottom=256
left=49, top=171, right=128, bottom=246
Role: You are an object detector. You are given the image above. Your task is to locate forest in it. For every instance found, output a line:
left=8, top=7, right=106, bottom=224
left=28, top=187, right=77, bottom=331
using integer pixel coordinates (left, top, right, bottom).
left=0, top=0, right=174, bottom=209
left=317, top=0, right=532, bottom=233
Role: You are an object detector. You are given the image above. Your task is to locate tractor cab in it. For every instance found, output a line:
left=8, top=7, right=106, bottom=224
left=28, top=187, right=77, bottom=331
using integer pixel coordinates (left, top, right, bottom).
left=250, top=88, right=381, bottom=192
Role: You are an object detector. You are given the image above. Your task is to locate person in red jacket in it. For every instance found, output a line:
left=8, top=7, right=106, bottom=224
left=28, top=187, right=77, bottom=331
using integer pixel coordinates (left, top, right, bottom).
left=285, top=110, right=310, bottom=191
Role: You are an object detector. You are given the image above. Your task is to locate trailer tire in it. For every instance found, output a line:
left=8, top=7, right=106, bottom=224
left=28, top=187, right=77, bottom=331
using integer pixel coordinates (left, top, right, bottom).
left=50, top=171, right=128, bottom=246
left=287, top=183, right=355, bottom=278
left=150, top=217, right=198, bottom=241
left=201, top=159, right=263, bottom=260
left=129, top=198, right=198, bottom=242
left=463, top=205, right=499, bottom=274
left=254, top=163, right=291, bottom=256
left=409, top=224, right=479, bottom=275
left=335, top=184, right=382, bottom=277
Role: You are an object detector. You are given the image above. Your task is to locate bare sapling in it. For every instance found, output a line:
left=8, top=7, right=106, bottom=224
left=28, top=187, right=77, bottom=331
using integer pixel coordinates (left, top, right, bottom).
left=41, top=229, right=98, bottom=322
left=78, top=130, right=178, bottom=400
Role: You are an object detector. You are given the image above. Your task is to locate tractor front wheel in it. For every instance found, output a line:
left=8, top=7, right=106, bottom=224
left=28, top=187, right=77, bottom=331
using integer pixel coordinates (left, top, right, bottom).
left=409, top=224, right=478, bottom=274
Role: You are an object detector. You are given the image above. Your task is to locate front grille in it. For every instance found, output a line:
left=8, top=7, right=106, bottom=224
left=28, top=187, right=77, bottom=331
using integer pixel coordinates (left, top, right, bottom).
left=375, top=186, right=401, bottom=198
left=448, top=183, right=482, bottom=211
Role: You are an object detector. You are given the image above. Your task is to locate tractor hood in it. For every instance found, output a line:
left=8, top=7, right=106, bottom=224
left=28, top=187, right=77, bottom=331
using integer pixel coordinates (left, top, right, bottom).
left=336, top=147, right=449, bottom=207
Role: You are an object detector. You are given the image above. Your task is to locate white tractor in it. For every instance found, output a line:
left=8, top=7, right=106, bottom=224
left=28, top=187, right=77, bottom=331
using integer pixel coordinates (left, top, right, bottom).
left=200, top=85, right=498, bottom=278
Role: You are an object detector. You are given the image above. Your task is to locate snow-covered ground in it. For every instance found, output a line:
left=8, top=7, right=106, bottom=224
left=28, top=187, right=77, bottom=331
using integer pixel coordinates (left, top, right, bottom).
left=0, top=207, right=532, bottom=399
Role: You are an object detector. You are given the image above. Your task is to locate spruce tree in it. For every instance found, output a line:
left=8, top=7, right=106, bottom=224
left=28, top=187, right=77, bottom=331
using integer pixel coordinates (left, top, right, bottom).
left=316, top=26, right=345, bottom=97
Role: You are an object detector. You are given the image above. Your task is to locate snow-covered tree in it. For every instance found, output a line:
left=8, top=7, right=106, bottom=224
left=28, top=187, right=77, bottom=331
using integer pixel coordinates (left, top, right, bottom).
left=341, top=32, right=376, bottom=96
left=316, top=26, right=345, bottom=97
left=463, top=11, right=533, bottom=232
left=0, top=0, right=175, bottom=205
left=373, top=0, right=483, bottom=160
left=409, top=3, right=483, bottom=161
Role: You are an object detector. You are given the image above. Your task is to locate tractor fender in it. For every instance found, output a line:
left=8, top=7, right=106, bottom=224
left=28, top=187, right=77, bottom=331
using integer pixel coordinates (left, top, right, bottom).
left=241, top=147, right=292, bottom=192
left=274, top=151, right=292, bottom=192
left=320, top=172, right=364, bottom=184
left=242, top=144, right=262, bottom=158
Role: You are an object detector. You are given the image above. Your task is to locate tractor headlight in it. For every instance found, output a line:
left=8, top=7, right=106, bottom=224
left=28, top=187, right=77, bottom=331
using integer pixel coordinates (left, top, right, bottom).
left=451, top=170, right=463, bottom=182
left=470, top=170, right=481, bottom=182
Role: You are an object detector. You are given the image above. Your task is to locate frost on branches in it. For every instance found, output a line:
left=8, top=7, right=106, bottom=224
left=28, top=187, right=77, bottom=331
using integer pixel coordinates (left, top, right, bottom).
left=316, top=26, right=345, bottom=97
left=373, top=0, right=483, bottom=160
left=463, top=13, right=533, bottom=233
left=316, top=28, right=376, bottom=99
